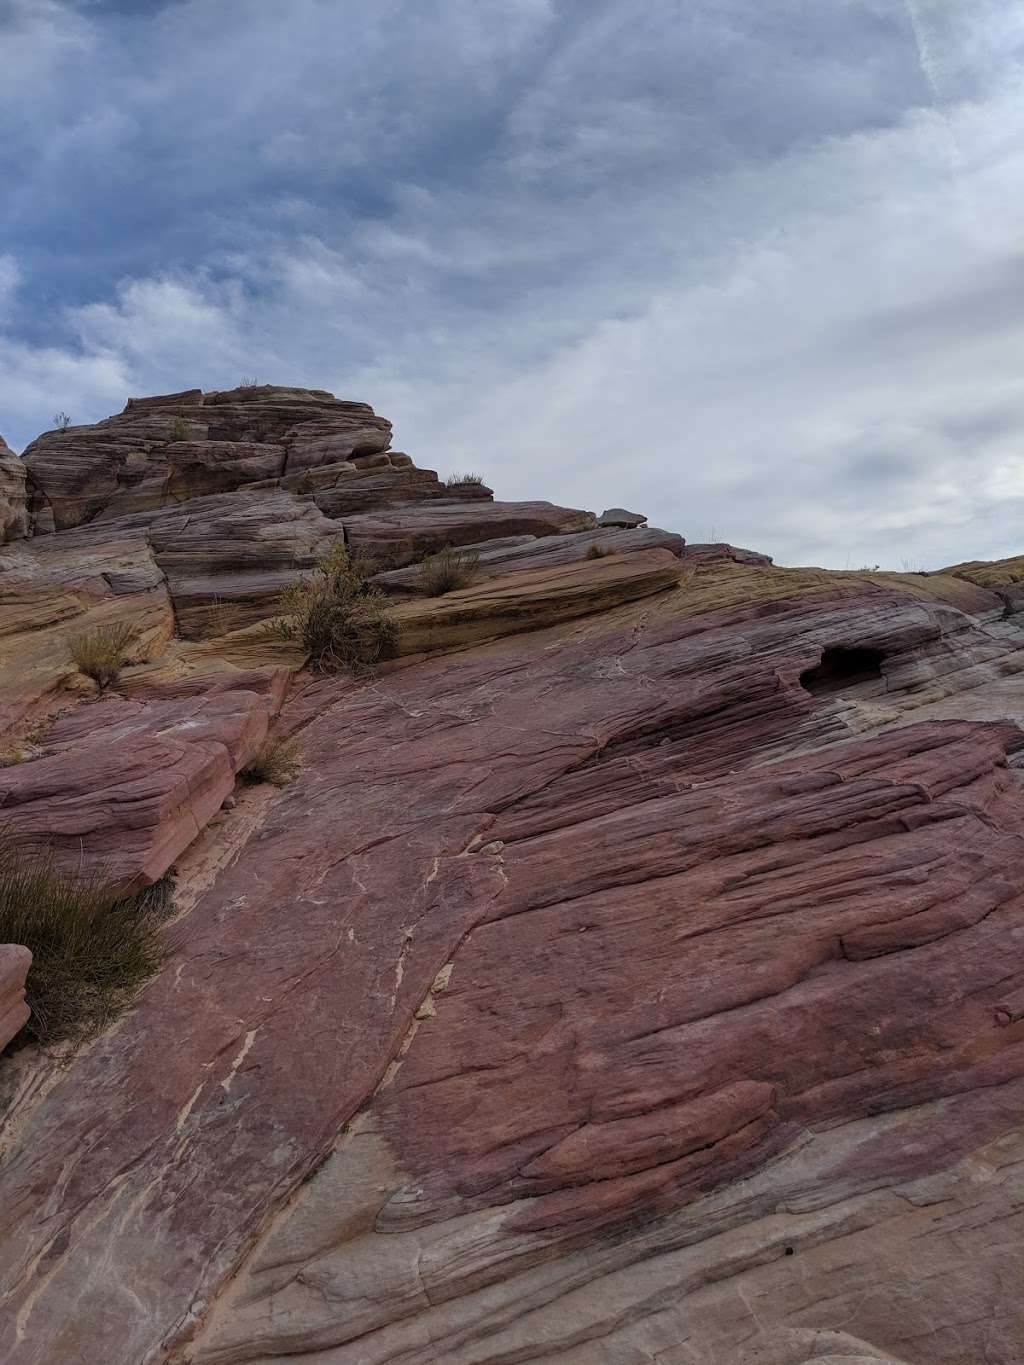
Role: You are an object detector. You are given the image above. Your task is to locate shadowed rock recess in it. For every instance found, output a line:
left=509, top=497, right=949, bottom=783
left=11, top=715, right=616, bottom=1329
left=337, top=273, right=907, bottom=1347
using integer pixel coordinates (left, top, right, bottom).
left=0, top=387, right=1022, bottom=1365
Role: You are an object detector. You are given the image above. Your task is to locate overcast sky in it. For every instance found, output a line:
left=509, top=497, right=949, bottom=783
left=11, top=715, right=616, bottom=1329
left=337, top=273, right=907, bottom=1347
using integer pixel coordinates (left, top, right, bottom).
left=1, top=0, right=1022, bottom=568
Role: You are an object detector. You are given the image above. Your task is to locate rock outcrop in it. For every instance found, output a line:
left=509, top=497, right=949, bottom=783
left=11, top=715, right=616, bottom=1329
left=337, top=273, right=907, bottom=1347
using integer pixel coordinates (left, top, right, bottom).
left=0, top=946, right=30, bottom=1051
left=0, top=386, right=1022, bottom=1365
left=0, top=436, right=28, bottom=544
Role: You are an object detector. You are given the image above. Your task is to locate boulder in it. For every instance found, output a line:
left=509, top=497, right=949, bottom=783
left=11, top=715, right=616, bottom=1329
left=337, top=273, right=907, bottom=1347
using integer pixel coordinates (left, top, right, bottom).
left=598, top=505, right=647, bottom=527
left=0, top=945, right=31, bottom=1050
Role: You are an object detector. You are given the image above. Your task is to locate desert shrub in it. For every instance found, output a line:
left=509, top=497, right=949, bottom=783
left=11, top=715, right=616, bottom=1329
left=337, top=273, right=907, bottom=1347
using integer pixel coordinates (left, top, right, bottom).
left=267, top=543, right=399, bottom=674
left=0, top=744, right=26, bottom=768
left=0, top=845, right=168, bottom=1048
left=445, top=472, right=484, bottom=487
left=69, top=621, right=135, bottom=689
left=416, top=545, right=481, bottom=596
left=585, top=542, right=616, bottom=560
left=239, top=736, right=302, bottom=787
left=168, top=416, right=191, bottom=442
left=52, top=410, right=72, bottom=431
left=239, top=376, right=260, bottom=388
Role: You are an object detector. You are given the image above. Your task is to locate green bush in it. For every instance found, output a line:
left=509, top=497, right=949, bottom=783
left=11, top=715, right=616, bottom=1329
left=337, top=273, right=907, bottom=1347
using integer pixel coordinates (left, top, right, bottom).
left=69, top=621, right=136, bottom=689
left=445, top=472, right=484, bottom=487
left=0, top=846, right=168, bottom=1048
left=168, top=416, right=191, bottom=442
left=239, top=736, right=302, bottom=787
left=416, top=545, right=481, bottom=595
left=268, top=543, right=399, bottom=673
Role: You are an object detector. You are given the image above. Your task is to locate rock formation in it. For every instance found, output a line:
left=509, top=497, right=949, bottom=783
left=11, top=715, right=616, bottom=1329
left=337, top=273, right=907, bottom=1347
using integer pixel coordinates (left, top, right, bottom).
left=0, top=387, right=1022, bottom=1365
left=0, top=435, right=29, bottom=544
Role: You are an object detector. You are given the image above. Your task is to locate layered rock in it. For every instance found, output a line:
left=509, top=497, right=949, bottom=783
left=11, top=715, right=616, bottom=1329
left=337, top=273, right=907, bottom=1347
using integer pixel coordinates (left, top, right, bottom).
left=0, top=947, right=30, bottom=1052
left=0, top=386, right=1022, bottom=1365
left=21, top=385, right=393, bottom=530
left=0, top=436, right=28, bottom=544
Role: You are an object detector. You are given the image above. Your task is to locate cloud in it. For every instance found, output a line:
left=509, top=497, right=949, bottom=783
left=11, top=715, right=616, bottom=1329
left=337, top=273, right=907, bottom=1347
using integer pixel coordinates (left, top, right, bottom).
left=0, top=0, right=1022, bottom=569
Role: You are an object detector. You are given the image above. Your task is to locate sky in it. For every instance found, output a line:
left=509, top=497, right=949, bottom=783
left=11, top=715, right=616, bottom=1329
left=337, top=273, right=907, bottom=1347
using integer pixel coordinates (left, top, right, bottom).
left=1, top=0, right=1023, bottom=569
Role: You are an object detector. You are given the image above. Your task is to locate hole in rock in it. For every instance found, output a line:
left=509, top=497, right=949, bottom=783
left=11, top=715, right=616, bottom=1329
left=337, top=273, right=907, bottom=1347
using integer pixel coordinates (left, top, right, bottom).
left=800, top=646, right=885, bottom=697
left=784, top=1246, right=795, bottom=1256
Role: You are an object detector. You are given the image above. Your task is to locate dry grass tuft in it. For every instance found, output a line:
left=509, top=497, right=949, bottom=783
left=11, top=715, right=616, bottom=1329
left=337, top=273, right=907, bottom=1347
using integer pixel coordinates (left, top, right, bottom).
left=266, top=543, right=399, bottom=674
left=0, top=745, right=26, bottom=768
left=239, top=736, right=302, bottom=787
left=0, top=845, right=169, bottom=1048
left=69, top=621, right=136, bottom=689
left=445, top=472, right=484, bottom=487
left=416, top=545, right=481, bottom=596
left=585, top=542, right=616, bottom=560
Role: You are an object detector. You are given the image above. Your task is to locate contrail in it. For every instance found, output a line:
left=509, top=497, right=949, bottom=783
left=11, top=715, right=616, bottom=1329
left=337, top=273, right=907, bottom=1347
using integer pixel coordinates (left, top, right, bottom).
left=903, top=0, right=948, bottom=105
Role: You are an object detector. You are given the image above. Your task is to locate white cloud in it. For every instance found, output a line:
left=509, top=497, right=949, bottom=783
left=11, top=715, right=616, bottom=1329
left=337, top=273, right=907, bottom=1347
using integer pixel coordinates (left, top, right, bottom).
left=0, top=0, right=1022, bottom=572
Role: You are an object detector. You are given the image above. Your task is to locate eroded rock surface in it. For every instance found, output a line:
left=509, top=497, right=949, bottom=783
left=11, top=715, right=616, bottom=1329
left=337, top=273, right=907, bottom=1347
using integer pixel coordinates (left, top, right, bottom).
left=0, top=387, right=1022, bottom=1365
left=0, top=436, right=28, bottom=545
left=0, top=946, right=30, bottom=1051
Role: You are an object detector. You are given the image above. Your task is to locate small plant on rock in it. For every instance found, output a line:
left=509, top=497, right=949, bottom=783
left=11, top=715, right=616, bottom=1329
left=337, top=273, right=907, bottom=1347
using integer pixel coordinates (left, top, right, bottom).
left=239, top=736, right=302, bottom=787
left=585, top=542, right=616, bottom=560
left=268, top=543, right=399, bottom=674
left=239, top=376, right=260, bottom=388
left=0, top=744, right=26, bottom=768
left=416, top=545, right=481, bottom=596
left=445, top=472, right=484, bottom=487
left=168, top=416, right=191, bottom=442
left=69, top=621, right=135, bottom=690
left=0, top=844, right=168, bottom=1048
left=52, top=410, right=72, bottom=431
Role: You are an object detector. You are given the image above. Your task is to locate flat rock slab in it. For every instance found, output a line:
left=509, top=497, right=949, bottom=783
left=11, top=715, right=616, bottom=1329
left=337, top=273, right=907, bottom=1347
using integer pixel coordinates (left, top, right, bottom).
left=0, top=688, right=271, bottom=889
left=389, top=547, right=683, bottom=653
left=344, top=498, right=596, bottom=562
left=370, top=525, right=685, bottom=594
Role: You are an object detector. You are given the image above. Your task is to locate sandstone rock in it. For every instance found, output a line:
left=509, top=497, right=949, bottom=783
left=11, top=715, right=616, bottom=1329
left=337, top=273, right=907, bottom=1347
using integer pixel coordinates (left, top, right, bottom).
left=598, top=505, right=648, bottom=527
left=389, top=547, right=683, bottom=653
left=21, top=387, right=392, bottom=530
left=344, top=498, right=596, bottom=563
left=370, top=525, right=685, bottom=594
left=0, top=687, right=271, bottom=889
left=0, top=945, right=30, bottom=1051
left=0, top=437, right=28, bottom=544
left=2, top=388, right=1024, bottom=1365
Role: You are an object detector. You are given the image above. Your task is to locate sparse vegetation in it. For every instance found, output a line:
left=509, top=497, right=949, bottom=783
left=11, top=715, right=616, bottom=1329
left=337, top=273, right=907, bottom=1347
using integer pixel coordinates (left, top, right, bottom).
left=416, top=545, right=481, bottom=595
left=239, top=376, right=260, bottom=388
left=69, top=621, right=135, bottom=690
left=169, top=416, right=191, bottom=442
left=267, top=543, right=399, bottom=674
left=445, top=472, right=484, bottom=487
left=52, top=410, right=72, bottom=431
left=239, top=736, right=302, bottom=787
left=0, top=845, right=168, bottom=1048
left=0, top=744, right=26, bottom=768
left=585, top=542, right=616, bottom=560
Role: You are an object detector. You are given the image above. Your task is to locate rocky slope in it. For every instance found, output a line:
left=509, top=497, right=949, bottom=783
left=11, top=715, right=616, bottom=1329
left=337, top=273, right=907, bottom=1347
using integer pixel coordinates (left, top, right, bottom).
left=0, top=387, right=1022, bottom=1365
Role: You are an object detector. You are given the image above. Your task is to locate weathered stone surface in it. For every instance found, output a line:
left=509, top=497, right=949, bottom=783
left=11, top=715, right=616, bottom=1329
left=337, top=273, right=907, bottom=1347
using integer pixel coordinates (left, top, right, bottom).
left=0, top=558, right=1023, bottom=1363
left=0, top=946, right=30, bottom=1052
left=2, top=388, right=1024, bottom=1365
left=390, top=547, right=683, bottom=653
left=598, top=505, right=648, bottom=527
left=345, top=497, right=596, bottom=562
left=0, top=436, right=29, bottom=544
left=0, top=687, right=271, bottom=889
left=370, top=525, right=685, bottom=594
left=21, top=386, right=392, bottom=529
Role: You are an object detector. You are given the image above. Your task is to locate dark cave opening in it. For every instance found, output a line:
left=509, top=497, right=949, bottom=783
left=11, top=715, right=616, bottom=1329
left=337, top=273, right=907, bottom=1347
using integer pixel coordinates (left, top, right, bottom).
left=800, top=645, right=885, bottom=697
